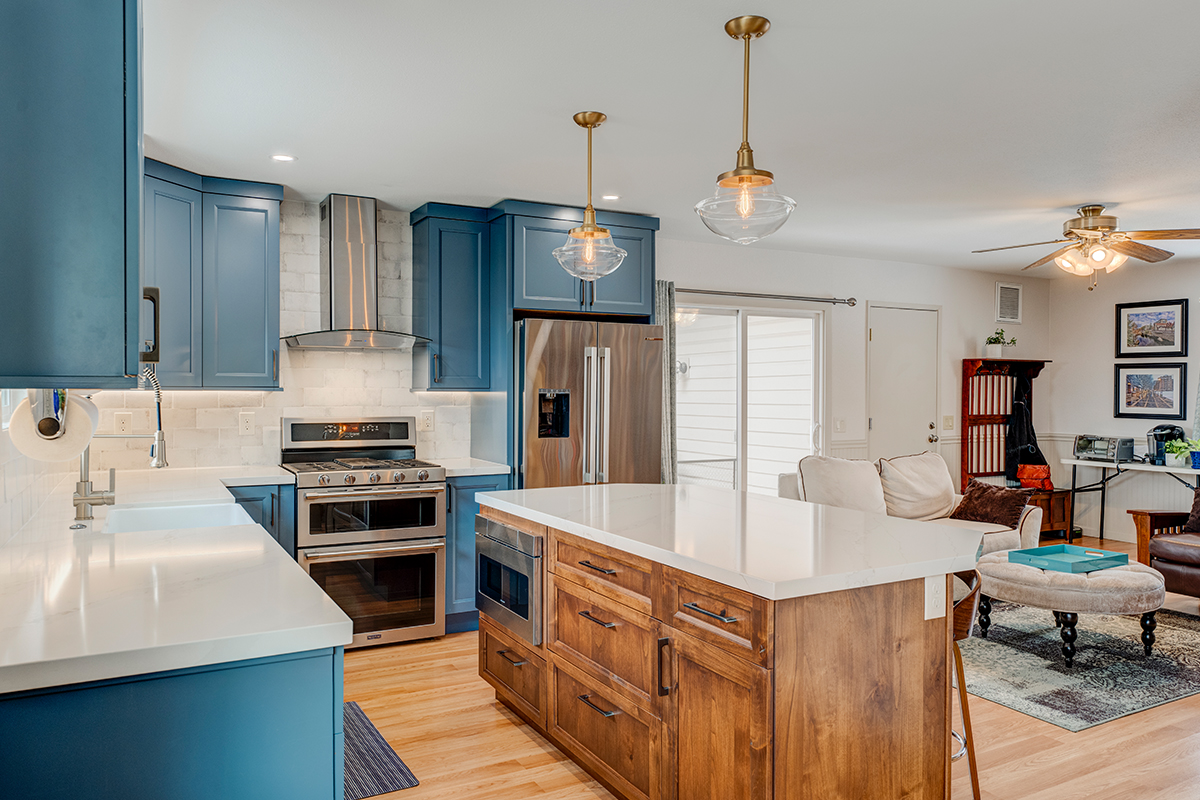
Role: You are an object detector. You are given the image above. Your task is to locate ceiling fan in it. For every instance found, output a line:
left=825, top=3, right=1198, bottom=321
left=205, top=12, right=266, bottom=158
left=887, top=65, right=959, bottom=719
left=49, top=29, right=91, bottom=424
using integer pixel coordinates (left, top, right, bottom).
left=973, top=205, right=1200, bottom=277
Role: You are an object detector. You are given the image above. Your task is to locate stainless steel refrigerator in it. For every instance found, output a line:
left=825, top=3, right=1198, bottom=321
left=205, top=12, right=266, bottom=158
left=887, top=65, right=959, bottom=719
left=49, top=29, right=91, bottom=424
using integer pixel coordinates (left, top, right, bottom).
left=517, top=318, right=663, bottom=488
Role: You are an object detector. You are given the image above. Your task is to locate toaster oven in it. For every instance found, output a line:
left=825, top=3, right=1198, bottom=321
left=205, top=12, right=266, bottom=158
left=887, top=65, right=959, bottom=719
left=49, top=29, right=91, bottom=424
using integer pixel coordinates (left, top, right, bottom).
left=1073, top=435, right=1135, bottom=463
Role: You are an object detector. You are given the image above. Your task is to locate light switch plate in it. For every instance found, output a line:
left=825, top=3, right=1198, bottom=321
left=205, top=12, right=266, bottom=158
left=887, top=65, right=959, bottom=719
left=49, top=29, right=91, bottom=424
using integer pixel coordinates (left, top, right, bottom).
left=943, top=415, right=955, bottom=431
left=834, top=418, right=846, bottom=433
left=239, top=412, right=255, bottom=436
left=925, top=575, right=947, bottom=620
left=419, top=410, right=435, bottom=431
left=115, top=411, right=132, bottom=434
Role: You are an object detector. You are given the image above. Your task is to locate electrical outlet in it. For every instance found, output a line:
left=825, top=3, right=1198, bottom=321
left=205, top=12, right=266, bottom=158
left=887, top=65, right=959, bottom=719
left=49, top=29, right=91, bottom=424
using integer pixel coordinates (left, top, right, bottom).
left=115, top=411, right=132, bottom=434
left=943, top=415, right=955, bottom=431
left=239, top=412, right=255, bottom=436
left=834, top=418, right=846, bottom=433
left=419, top=410, right=435, bottom=431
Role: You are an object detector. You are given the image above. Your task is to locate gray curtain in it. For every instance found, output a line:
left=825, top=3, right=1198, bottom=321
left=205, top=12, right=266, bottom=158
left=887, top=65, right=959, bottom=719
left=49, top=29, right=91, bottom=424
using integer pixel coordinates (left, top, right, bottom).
left=656, top=280, right=677, bottom=483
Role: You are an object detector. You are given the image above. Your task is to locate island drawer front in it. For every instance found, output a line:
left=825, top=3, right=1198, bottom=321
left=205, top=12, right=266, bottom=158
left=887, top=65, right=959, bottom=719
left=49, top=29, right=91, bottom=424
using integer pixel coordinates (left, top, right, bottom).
left=550, top=575, right=659, bottom=709
left=550, top=530, right=654, bottom=615
left=658, top=566, right=773, bottom=667
left=549, top=657, right=663, bottom=800
left=480, top=614, right=547, bottom=728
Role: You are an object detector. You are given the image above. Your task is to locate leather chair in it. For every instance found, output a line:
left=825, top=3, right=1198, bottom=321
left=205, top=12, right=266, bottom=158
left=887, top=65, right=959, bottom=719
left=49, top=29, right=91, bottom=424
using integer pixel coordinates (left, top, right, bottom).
left=1128, top=509, right=1200, bottom=597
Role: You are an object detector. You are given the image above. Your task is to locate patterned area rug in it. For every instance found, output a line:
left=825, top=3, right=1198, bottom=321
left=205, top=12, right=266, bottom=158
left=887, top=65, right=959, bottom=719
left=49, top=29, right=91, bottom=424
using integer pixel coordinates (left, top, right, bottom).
left=344, top=701, right=419, bottom=799
left=958, top=602, right=1200, bottom=732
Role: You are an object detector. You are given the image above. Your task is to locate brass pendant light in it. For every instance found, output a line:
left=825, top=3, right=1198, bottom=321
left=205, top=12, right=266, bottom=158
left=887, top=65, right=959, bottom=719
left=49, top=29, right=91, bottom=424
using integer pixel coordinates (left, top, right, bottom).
left=695, top=16, right=795, bottom=245
left=553, top=112, right=627, bottom=281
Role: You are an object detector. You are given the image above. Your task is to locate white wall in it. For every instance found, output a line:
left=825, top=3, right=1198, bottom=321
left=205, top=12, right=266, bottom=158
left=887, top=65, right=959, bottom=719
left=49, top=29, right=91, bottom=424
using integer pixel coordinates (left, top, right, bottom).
left=0, top=424, right=69, bottom=544
left=657, top=236, right=1053, bottom=471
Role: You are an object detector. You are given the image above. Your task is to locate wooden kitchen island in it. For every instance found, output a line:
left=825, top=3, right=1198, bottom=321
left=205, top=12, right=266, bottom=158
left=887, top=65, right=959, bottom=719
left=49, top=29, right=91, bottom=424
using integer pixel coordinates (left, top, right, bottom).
left=475, top=484, right=982, bottom=800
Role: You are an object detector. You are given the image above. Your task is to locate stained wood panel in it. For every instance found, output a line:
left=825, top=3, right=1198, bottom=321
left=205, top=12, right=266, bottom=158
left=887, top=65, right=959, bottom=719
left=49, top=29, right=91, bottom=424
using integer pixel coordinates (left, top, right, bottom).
left=550, top=529, right=656, bottom=616
left=773, top=577, right=951, bottom=800
left=479, top=615, right=547, bottom=728
left=657, top=563, right=773, bottom=667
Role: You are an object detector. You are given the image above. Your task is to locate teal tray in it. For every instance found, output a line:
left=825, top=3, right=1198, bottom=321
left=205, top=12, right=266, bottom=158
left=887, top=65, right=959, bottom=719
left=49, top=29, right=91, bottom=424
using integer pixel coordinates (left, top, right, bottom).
left=1008, top=544, right=1128, bottom=573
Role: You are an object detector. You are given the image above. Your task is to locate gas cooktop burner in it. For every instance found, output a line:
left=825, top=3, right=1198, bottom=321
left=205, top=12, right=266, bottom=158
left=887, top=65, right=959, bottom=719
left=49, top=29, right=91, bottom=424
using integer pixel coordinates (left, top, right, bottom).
left=332, top=457, right=387, bottom=469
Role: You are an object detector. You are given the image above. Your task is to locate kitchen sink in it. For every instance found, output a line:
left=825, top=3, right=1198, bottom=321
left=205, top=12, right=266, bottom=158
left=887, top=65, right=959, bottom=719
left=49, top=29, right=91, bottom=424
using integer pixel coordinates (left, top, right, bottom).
left=103, top=503, right=254, bottom=533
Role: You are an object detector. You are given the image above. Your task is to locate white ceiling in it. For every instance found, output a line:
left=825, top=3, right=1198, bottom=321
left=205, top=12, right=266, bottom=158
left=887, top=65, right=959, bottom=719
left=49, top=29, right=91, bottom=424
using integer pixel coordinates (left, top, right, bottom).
left=144, top=0, right=1200, bottom=273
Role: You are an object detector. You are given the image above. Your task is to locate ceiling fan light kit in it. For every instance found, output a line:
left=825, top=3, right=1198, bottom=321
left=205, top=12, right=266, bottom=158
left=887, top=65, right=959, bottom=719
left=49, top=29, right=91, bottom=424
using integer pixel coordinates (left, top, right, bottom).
left=553, top=111, right=628, bottom=282
left=694, top=15, right=795, bottom=245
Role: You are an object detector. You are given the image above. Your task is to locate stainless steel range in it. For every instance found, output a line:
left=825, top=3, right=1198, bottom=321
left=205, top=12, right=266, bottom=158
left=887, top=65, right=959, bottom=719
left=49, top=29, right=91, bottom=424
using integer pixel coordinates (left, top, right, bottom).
left=282, top=417, right=446, bottom=648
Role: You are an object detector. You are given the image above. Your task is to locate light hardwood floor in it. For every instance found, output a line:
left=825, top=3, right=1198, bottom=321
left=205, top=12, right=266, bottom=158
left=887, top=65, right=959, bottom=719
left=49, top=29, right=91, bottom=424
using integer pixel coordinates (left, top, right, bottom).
left=343, top=535, right=1200, bottom=800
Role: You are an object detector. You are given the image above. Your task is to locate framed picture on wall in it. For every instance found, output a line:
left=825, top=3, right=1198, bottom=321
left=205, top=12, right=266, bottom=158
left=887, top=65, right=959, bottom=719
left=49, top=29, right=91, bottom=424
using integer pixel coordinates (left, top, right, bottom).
left=1114, top=362, right=1187, bottom=420
left=1115, top=299, right=1188, bottom=358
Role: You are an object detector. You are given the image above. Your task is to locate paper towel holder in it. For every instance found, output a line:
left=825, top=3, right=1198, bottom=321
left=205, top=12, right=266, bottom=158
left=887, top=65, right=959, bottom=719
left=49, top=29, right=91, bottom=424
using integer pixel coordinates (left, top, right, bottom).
left=29, top=388, right=69, bottom=440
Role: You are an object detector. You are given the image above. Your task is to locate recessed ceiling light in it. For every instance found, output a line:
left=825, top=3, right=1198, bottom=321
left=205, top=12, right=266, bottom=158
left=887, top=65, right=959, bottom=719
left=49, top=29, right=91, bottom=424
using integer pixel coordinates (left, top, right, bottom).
left=601, top=195, right=619, bottom=201
left=271, top=154, right=296, bottom=162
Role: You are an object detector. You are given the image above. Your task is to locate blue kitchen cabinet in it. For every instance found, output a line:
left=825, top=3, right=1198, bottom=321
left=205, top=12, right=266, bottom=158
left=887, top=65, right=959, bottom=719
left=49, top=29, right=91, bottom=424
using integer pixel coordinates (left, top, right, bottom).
left=229, top=483, right=297, bottom=558
left=587, top=224, right=655, bottom=316
left=445, top=473, right=510, bottom=632
left=0, top=647, right=345, bottom=800
left=410, top=205, right=491, bottom=391
left=144, top=175, right=203, bottom=387
left=509, top=216, right=587, bottom=312
left=0, top=0, right=141, bottom=388
left=202, top=192, right=281, bottom=389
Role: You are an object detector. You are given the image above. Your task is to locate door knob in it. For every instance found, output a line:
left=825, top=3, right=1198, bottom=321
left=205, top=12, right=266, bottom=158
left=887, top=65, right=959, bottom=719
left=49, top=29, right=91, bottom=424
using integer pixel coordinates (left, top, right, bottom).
left=929, top=434, right=940, bottom=443
left=929, top=422, right=936, bottom=430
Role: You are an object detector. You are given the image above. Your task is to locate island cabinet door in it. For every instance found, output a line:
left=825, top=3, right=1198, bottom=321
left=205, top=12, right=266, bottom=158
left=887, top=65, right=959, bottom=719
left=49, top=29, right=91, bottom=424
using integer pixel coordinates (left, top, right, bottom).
left=661, top=628, right=773, bottom=800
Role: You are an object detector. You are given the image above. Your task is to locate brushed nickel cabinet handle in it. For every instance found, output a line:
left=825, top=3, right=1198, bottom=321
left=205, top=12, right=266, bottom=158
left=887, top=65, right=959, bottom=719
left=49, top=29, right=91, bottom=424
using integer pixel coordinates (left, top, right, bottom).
left=578, top=559, right=616, bottom=575
left=433, top=353, right=441, bottom=383
left=579, top=610, right=616, bottom=629
left=683, top=601, right=738, bottom=624
left=273, top=349, right=279, bottom=382
left=497, top=649, right=527, bottom=668
left=577, top=694, right=619, bottom=718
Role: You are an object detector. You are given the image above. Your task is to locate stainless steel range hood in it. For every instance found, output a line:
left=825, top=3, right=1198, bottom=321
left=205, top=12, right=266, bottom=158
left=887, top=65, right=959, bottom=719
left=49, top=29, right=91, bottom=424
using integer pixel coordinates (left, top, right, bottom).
left=284, top=194, right=429, bottom=350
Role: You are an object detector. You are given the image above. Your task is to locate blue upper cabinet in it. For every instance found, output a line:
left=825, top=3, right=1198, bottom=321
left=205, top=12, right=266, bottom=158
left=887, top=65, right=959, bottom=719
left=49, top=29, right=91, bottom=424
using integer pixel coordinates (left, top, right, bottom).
left=489, top=201, right=658, bottom=318
left=144, top=175, right=203, bottom=387
left=411, top=205, right=491, bottom=391
left=0, top=0, right=141, bottom=388
left=202, top=193, right=281, bottom=388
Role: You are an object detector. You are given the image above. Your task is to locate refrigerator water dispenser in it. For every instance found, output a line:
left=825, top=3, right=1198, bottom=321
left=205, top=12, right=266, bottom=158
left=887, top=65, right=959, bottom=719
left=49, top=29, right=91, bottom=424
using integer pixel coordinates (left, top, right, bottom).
left=538, top=390, right=569, bottom=438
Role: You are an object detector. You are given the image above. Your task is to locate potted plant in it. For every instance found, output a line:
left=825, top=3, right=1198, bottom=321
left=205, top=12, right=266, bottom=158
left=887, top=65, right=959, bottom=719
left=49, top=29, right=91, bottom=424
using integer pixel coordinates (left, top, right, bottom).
left=1165, top=438, right=1200, bottom=469
left=984, top=329, right=1017, bottom=358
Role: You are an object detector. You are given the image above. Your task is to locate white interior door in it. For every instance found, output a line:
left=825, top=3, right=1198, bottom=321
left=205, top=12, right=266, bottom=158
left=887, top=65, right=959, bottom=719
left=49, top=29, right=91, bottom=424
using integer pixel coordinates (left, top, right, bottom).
left=867, top=305, right=939, bottom=460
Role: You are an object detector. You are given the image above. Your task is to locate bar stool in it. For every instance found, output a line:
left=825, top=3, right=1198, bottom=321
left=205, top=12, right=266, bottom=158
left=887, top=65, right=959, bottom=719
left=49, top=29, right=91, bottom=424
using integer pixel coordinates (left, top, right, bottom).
left=951, top=570, right=981, bottom=800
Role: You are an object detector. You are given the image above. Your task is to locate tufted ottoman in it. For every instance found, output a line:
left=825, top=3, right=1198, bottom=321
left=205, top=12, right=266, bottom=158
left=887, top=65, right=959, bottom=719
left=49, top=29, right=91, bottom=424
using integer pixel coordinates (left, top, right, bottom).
left=974, top=551, right=1166, bottom=667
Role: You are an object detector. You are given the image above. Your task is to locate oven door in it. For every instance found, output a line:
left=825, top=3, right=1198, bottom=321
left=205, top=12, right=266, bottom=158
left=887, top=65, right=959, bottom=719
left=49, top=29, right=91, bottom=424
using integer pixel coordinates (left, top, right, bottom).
left=297, top=485, right=445, bottom=548
left=299, top=539, right=446, bottom=648
left=475, top=532, right=542, bottom=646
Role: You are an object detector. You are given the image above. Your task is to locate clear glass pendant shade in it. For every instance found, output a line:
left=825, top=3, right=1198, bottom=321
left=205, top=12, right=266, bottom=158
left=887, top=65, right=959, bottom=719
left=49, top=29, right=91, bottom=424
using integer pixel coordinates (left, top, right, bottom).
left=695, top=181, right=796, bottom=245
left=553, top=227, right=627, bottom=281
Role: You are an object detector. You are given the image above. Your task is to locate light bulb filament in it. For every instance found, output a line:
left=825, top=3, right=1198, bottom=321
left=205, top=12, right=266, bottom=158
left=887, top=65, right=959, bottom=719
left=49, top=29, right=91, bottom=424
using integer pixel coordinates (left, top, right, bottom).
left=736, top=185, right=755, bottom=219
left=583, top=238, right=595, bottom=264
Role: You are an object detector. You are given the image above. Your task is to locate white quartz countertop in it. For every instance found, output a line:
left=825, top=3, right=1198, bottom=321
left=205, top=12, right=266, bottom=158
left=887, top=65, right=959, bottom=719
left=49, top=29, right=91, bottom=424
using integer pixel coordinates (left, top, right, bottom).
left=0, top=466, right=349, bottom=695
left=478, top=484, right=983, bottom=601
left=440, top=458, right=511, bottom=478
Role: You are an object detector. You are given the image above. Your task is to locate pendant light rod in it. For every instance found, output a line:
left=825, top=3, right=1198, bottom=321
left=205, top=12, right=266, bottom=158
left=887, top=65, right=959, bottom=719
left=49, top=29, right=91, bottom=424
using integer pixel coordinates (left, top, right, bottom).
left=572, top=111, right=606, bottom=227
left=587, top=122, right=593, bottom=210
left=741, top=32, right=751, bottom=146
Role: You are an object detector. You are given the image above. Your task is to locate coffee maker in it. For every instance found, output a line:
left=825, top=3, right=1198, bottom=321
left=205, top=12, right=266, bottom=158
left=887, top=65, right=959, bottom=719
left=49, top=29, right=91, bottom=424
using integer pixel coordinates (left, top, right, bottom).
left=1147, top=424, right=1186, bottom=466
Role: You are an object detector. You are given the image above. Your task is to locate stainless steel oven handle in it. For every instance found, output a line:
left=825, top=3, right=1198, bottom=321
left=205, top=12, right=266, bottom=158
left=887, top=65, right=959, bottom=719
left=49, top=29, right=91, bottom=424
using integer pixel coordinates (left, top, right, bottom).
left=302, top=541, right=445, bottom=563
left=303, top=485, right=445, bottom=501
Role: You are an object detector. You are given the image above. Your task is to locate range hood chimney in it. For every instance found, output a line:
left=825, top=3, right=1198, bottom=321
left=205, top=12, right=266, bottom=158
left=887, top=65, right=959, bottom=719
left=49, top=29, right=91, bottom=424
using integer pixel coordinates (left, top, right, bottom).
left=284, top=194, right=428, bottom=350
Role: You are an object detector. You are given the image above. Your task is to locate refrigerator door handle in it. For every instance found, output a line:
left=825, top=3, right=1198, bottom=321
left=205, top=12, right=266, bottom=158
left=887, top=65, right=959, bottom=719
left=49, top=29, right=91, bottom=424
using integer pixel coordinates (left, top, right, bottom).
left=583, top=346, right=598, bottom=484
left=597, top=346, right=611, bottom=483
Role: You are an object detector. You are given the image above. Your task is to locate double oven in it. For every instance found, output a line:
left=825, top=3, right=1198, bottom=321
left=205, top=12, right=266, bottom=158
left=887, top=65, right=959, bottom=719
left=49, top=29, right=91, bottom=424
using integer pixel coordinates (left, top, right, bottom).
left=283, top=417, right=447, bottom=648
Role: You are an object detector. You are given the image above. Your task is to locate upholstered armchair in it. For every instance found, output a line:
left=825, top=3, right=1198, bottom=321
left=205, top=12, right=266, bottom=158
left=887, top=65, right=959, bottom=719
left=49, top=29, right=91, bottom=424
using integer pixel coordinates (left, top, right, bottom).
left=1128, top=509, right=1200, bottom=598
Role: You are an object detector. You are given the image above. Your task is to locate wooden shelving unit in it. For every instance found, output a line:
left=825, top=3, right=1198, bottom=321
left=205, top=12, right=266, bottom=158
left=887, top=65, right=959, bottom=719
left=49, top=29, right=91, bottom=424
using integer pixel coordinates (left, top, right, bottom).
left=960, top=358, right=1049, bottom=492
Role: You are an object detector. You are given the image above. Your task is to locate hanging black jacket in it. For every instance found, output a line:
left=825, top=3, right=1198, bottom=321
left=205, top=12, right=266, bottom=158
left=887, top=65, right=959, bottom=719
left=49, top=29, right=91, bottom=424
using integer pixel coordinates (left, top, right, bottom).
left=1005, top=373, right=1046, bottom=485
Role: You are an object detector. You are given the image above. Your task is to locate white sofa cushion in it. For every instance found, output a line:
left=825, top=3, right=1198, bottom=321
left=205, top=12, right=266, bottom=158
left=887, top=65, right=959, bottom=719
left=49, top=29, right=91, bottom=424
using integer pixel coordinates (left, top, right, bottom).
left=797, top=456, right=887, bottom=516
left=877, top=451, right=956, bottom=521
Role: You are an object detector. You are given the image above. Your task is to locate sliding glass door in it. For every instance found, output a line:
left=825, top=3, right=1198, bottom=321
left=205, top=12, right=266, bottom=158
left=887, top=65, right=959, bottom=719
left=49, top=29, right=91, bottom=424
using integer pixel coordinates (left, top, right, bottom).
left=674, top=303, right=821, bottom=495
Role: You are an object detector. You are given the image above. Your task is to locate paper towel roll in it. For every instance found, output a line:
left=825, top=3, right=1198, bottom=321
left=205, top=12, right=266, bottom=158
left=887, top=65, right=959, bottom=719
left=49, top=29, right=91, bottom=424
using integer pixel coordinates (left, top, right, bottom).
left=8, top=396, right=100, bottom=462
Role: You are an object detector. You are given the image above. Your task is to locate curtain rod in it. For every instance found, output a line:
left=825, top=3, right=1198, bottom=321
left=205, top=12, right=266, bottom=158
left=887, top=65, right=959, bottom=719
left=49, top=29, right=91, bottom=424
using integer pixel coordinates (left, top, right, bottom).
left=674, top=287, right=857, bottom=307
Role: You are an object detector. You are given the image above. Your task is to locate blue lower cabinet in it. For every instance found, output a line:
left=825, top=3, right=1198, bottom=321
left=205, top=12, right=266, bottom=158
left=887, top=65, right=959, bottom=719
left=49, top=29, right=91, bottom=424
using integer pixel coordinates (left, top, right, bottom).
left=0, top=647, right=345, bottom=800
left=446, top=474, right=510, bottom=632
left=229, top=483, right=296, bottom=557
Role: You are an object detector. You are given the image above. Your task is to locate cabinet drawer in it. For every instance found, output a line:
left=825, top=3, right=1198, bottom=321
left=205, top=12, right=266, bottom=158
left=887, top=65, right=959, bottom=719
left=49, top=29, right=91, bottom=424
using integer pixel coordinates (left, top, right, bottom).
left=550, top=576, right=660, bottom=707
left=551, top=530, right=654, bottom=615
left=550, top=658, right=662, bottom=800
left=658, top=566, right=773, bottom=667
left=479, top=615, right=547, bottom=729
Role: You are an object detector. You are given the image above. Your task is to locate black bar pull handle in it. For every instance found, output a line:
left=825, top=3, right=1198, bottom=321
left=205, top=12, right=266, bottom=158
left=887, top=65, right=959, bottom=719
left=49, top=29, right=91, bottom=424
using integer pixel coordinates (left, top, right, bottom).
left=497, top=649, right=527, bottom=668
left=578, top=559, right=616, bottom=575
left=683, top=601, right=738, bottom=624
left=657, top=637, right=671, bottom=696
left=577, top=694, right=619, bottom=718
left=579, top=610, right=616, bottom=629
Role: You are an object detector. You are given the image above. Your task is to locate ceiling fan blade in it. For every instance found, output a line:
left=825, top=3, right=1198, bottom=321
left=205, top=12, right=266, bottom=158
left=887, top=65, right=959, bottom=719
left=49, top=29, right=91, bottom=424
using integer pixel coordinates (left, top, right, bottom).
left=1108, top=240, right=1174, bottom=263
left=1022, top=243, right=1079, bottom=270
left=1118, top=229, right=1200, bottom=241
left=972, top=239, right=1071, bottom=254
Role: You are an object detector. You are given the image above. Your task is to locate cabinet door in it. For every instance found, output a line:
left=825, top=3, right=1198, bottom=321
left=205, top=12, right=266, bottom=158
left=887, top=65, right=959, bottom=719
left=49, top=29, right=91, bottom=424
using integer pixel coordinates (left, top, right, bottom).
left=143, top=176, right=203, bottom=387
left=0, top=0, right=140, bottom=389
left=587, top=225, right=655, bottom=317
left=418, top=219, right=491, bottom=390
left=202, top=194, right=280, bottom=389
left=511, top=216, right=587, bottom=313
left=446, top=475, right=510, bottom=619
left=664, top=629, right=773, bottom=800
left=229, top=484, right=296, bottom=557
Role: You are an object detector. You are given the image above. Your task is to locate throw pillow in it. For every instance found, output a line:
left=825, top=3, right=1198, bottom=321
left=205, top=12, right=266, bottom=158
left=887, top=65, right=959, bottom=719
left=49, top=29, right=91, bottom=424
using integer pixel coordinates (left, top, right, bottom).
left=1184, top=487, right=1200, bottom=533
left=949, top=480, right=1033, bottom=529
left=797, top=455, right=887, bottom=515
left=877, top=451, right=956, bottom=520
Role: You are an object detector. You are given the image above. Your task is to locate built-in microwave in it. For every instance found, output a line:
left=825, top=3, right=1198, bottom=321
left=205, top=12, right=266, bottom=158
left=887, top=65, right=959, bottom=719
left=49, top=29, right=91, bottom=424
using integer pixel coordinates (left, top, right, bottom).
left=475, top=516, right=542, bottom=646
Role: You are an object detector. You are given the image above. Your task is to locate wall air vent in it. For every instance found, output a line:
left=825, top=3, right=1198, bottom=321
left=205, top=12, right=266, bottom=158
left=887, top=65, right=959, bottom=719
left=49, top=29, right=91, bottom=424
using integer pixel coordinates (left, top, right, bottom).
left=996, top=282, right=1022, bottom=325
